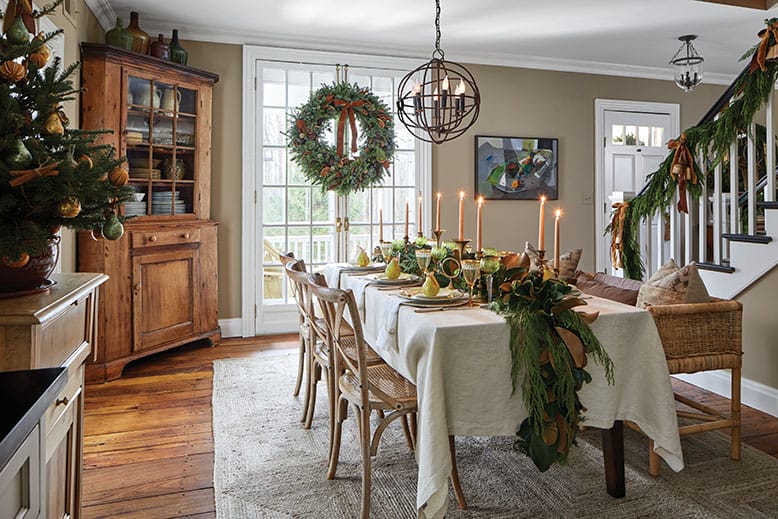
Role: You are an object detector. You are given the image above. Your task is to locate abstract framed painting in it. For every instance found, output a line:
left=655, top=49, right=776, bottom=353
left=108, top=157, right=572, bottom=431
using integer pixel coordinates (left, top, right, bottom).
left=474, top=135, right=558, bottom=200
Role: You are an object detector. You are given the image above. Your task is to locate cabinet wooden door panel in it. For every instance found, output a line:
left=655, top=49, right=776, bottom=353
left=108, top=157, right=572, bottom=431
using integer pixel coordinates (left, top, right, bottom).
left=132, top=248, right=199, bottom=352
left=44, top=389, right=80, bottom=519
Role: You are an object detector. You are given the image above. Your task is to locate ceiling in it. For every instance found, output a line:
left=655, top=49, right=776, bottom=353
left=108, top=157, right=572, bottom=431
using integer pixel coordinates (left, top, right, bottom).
left=101, top=0, right=778, bottom=83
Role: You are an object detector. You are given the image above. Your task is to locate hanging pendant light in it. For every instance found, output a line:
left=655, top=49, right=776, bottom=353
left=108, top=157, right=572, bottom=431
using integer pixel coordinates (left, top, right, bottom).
left=670, top=35, right=704, bottom=93
left=396, top=0, right=480, bottom=144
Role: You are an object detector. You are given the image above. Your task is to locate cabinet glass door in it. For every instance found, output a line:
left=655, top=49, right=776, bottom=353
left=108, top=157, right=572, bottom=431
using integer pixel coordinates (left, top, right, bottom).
left=125, top=74, right=198, bottom=218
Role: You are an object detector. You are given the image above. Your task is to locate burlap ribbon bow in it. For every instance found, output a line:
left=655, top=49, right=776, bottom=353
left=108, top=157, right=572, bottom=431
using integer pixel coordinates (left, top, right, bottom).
left=9, top=161, right=59, bottom=188
left=610, top=202, right=629, bottom=269
left=2, top=0, right=35, bottom=35
left=667, top=133, right=697, bottom=213
left=751, top=20, right=778, bottom=73
left=333, top=99, right=365, bottom=157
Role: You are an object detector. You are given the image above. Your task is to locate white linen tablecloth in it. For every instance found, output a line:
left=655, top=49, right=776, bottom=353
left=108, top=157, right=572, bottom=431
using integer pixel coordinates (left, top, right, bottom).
left=336, top=271, right=683, bottom=519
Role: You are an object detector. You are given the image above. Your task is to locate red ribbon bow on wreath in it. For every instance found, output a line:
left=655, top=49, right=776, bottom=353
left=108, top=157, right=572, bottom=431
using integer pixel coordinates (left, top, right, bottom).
left=667, top=133, right=697, bottom=213
left=333, top=99, right=365, bottom=157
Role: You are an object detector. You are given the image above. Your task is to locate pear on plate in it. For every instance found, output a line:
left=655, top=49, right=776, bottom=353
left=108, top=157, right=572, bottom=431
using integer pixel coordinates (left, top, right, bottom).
left=357, top=248, right=370, bottom=267
left=422, top=272, right=440, bottom=296
left=385, top=257, right=401, bottom=279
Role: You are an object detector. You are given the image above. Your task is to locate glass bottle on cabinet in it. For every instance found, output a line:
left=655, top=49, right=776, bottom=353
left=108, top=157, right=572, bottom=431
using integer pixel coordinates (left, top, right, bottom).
left=125, top=75, right=198, bottom=218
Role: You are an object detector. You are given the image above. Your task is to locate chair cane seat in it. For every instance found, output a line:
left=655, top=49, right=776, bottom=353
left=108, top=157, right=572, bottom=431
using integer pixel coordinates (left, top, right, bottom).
left=316, top=336, right=384, bottom=367
left=340, top=364, right=417, bottom=411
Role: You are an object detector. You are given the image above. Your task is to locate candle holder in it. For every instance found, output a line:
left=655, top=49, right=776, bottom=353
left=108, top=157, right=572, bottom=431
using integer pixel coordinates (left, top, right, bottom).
left=432, top=229, right=445, bottom=248
left=534, top=249, right=548, bottom=270
left=417, top=231, right=424, bottom=239
left=475, top=249, right=484, bottom=260
left=452, top=238, right=470, bottom=260
left=403, top=235, right=410, bottom=252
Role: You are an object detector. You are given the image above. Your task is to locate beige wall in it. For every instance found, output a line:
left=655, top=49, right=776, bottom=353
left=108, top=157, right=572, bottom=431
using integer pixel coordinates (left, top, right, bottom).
left=47, top=0, right=106, bottom=272
left=737, top=266, right=778, bottom=388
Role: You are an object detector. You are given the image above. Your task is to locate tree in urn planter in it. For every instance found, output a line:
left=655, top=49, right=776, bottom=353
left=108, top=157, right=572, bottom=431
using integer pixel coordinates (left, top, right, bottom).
left=0, top=0, right=133, bottom=292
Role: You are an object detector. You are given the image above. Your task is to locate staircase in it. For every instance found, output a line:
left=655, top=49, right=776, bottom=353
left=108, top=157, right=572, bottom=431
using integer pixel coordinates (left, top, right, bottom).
left=634, top=65, right=778, bottom=299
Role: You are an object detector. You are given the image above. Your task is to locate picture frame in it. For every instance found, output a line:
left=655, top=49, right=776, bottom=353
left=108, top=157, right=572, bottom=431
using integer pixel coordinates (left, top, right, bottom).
left=474, top=135, right=558, bottom=200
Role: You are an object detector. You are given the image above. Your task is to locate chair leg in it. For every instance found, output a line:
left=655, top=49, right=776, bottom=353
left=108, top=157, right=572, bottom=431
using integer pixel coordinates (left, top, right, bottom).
left=304, top=361, right=320, bottom=429
left=299, top=337, right=312, bottom=423
left=324, top=365, right=335, bottom=461
left=409, top=412, right=418, bottom=444
left=359, top=406, right=372, bottom=519
left=648, top=439, right=660, bottom=476
left=327, top=397, right=348, bottom=480
left=293, top=330, right=305, bottom=397
left=449, top=436, right=467, bottom=510
left=400, top=415, right=415, bottom=451
left=731, top=367, right=742, bottom=460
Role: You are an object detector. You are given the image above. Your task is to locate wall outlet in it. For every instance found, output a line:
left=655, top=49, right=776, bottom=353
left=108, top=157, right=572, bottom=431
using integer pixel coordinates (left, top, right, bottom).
left=582, top=192, right=593, bottom=205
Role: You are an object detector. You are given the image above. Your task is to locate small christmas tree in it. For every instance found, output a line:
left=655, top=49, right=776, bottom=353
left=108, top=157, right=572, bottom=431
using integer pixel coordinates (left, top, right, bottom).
left=0, top=0, right=133, bottom=266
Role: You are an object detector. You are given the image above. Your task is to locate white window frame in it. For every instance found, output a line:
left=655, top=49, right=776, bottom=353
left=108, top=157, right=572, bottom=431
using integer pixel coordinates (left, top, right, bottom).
left=241, top=45, right=431, bottom=337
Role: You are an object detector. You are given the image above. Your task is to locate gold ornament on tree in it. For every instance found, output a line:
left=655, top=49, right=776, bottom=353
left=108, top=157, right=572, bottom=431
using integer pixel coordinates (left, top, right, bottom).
left=44, top=106, right=68, bottom=135
left=2, top=252, right=30, bottom=269
left=109, top=166, right=129, bottom=186
left=0, top=60, right=26, bottom=82
left=58, top=197, right=81, bottom=218
left=28, top=46, right=50, bottom=68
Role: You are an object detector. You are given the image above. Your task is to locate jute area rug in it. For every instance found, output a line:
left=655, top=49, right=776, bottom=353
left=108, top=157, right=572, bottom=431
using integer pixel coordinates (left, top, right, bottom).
left=213, top=352, right=778, bottom=518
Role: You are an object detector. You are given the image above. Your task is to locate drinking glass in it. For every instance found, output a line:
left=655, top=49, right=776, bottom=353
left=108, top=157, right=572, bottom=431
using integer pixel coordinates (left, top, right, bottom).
left=379, top=241, right=393, bottom=263
left=479, top=255, right=500, bottom=303
left=461, top=259, right=480, bottom=306
left=415, top=249, right=431, bottom=274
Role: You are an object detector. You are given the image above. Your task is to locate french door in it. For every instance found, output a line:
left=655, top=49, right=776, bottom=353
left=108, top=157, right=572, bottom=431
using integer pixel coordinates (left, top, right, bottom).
left=244, top=48, right=430, bottom=334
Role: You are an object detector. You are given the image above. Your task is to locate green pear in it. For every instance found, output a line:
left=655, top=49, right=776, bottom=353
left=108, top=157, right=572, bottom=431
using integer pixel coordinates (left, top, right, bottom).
left=422, top=272, right=440, bottom=296
left=357, top=248, right=370, bottom=267
left=385, top=257, right=401, bottom=279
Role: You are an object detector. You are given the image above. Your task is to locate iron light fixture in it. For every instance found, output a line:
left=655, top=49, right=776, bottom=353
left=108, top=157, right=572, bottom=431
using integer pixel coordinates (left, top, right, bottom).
left=396, top=0, right=480, bottom=144
left=670, top=35, right=704, bottom=93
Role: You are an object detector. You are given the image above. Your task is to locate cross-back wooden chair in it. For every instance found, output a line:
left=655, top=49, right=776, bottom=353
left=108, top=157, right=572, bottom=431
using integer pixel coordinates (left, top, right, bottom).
left=310, top=282, right=467, bottom=518
left=280, top=253, right=305, bottom=399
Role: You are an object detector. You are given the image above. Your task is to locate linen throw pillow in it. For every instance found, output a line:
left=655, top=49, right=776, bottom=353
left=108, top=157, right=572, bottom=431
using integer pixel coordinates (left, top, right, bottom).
left=558, top=248, right=582, bottom=283
left=575, top=272, right=639, bottom=306
left=635, top=259, right=710, bottom=308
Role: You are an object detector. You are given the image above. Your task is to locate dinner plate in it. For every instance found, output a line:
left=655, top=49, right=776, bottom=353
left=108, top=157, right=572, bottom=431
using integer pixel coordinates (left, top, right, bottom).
left=365, top=272, right=419, bottom=285
left=399, top=287, right=465, bottom=303
left=343, top=263, right=384, bottom=272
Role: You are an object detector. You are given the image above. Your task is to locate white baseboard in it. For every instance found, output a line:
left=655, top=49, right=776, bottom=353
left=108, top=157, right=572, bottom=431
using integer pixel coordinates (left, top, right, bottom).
left=673, top=371, right=778, bottom=418
left=218, top=318, right=243, bottom=338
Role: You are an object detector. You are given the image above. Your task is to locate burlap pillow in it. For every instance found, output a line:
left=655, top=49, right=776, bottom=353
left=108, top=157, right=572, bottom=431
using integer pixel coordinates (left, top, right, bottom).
left=575, top=272, right=639, bottom=306
left=636, top=260, right=710, bottom=308
left=558, top=248, right=582, bottom=283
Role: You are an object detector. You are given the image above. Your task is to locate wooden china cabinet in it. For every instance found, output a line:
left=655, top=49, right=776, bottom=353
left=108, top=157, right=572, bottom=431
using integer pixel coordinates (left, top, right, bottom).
left=77, top=44, right=221, bottom=383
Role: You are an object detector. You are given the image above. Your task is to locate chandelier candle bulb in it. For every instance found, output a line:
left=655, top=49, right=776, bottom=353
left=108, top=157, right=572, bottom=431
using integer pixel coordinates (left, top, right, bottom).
left=441, top=75, right=449, bottom=109
left=433, top=87, right=440, bottom=123
left=477, top=196, right=484, bottom=252
left=538, top=195, right=546, bottom=251
left=436, top=192, right=442, bottom=231
left=458, top=190, right=465, bottom=240
left=412, top=82, right=422, bottom=113
left=455, top=80, right=465, bottom=114
left=554, top=209, right=561, bottom=269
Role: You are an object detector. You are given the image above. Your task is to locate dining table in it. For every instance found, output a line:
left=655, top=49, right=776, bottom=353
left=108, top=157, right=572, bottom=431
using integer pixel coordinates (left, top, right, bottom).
left=323, top=264, right=684, bottom=519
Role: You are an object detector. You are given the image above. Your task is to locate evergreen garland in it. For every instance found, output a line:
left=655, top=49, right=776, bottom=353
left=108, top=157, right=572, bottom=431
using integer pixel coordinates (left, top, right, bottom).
left=615, top=20, right=778, bottom=279
left=489, top=255, right=614, bottom=471
left=0, top=0, right=133, bottom=263
left=287, top=82, right=395, bottom=196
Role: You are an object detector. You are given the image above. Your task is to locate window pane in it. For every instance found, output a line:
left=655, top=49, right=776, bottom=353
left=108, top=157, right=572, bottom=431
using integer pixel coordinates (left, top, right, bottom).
left=263, top=108, right=286, bottom=146
left=262, top=148, right=285, bottom=185
left=637, top=126, right=649, bottom=146
left=625, top=126, right=637, bottom=145
left=611, top=125, right=624, bottom=145
left=394, top=189, right=415, bottom=224
left=312, top=226, right=336, bottom=265
left=288, top=70, right=311, bottom=108
left=395, top=116, right=415, bottom=150
left=262, top=68, right=285, bottom=107
left=288, top=156, right=307, bottom=185
left=262, top=265, right=285, bottom=303
left=350, top=74, right=371, bottom=89
left=348, top=191, right=370, bottom=223
left=312, top=190, right=334, bottom=224
left=288, top=188, right=310, bottom=224
left=349, top=225, right=372, bottom=256
left=288, top=227, right=310, bottom=263
left=312, top=71, right=335, bottom=90
left=394, top=151, right=415, bottom=186
left=651, top=127, right=665, bottom=147
left=372, top=76, right=393, bottom=110
left=263, top=187, right=284, bottom=224
left=263, top=227, right=285, bottom=263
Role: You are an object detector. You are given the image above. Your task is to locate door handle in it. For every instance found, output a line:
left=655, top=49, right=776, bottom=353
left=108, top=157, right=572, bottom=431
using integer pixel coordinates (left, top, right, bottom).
left=344, top=217, right=350, bottom=232
left=336, top=217, right=342, bottom=233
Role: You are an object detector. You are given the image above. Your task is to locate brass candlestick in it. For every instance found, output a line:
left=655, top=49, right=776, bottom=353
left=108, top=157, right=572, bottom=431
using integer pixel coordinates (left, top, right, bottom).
left=432, top=229, right=444, bottom=248
left=475, top=249, right=484, bottom=260
left=452, top=238, right=470, bottom=260
left=535, top=249, right=548, bottom=270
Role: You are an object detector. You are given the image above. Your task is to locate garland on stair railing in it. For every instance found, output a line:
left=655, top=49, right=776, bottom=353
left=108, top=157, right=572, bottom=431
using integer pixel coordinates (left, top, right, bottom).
left=612, top=19, right=778, bottom=279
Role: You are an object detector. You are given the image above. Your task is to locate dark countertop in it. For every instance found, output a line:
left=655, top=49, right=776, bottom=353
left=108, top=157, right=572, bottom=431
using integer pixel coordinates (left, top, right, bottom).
left=0, top=367, right=67, bottom=468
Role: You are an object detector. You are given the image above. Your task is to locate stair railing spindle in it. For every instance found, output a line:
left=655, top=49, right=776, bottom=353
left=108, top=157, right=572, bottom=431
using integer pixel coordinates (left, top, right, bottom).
left=747, top=122, right=757, bottom=235
left=767, top=93, right=775, bottom=203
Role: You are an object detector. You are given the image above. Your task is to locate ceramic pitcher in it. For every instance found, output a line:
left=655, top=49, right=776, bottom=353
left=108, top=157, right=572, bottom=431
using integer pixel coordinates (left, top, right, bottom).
left=161, top=88, right=181, bottom=112
left=132, top=82, right=160, bottom=108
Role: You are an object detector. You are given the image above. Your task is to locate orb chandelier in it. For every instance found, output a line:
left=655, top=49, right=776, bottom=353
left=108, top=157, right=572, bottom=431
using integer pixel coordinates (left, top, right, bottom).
left=396, top=0, right=480, bottom=144
left=670, top=35, right=704, bottom=93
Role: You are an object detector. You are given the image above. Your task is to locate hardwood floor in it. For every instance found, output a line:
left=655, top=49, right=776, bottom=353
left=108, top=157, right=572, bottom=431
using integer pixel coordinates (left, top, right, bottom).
left=81, top=335, right=778, bottom=518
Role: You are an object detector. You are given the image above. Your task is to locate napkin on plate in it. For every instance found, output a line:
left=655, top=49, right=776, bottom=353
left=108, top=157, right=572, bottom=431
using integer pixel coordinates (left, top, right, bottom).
left=376, top=296, right=404, bottom=352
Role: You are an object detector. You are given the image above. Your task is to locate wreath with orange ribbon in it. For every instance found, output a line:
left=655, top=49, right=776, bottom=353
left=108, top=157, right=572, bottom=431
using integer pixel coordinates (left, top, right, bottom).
left=288, top=82, right=395, bottom=195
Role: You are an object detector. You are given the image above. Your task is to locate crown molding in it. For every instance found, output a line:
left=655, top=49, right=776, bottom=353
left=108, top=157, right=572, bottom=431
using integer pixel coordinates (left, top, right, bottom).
left=138, top=19, right=737, bottom=85
left=83, top=0, right=116, bottom=31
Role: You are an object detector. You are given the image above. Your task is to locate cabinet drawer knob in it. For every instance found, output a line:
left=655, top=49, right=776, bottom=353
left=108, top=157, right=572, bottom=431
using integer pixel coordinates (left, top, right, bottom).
left=56, top=396, right=69, bottom=407
left=183, top=233, right=190, bottom=239
left=149, top=235, right=158, bottom=242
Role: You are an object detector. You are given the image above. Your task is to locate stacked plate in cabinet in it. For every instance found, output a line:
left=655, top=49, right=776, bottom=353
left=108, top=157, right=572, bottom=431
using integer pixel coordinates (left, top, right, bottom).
left=124, top=201, right=147, bottom=217
left=151, top=190, right=187, bottom=215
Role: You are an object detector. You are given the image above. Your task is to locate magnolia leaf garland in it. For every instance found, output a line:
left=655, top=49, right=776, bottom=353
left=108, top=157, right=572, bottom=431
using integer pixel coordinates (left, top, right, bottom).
left=287, top=82, right=395, bottom=196
left=489, top=254, right=614, bottom=472
left=611, top=19, right=778, bottom=279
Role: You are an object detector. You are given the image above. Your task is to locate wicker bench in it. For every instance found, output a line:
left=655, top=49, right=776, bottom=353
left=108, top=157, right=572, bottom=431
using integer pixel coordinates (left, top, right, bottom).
left=576, top=272, right=743, bottom=475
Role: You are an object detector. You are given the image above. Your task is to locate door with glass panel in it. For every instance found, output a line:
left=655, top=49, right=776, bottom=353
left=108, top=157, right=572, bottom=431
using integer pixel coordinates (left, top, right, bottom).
left=256, top=60, right=423, bottom=318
